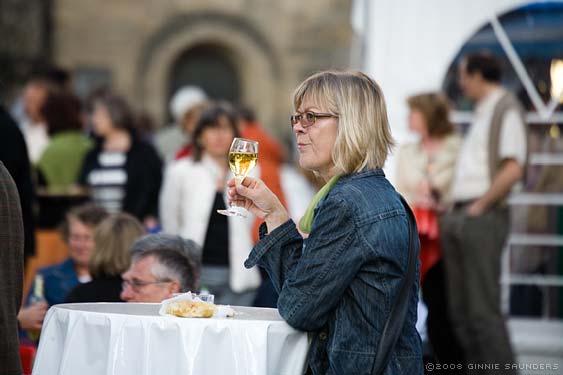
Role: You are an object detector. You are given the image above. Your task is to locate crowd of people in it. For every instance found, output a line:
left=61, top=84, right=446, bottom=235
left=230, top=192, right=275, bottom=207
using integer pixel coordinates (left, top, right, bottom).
left=395, top=52, right=527, bottom=373
left=0, top=65, right=317, bottom=351
left=1, top=50, right=528, bottom=374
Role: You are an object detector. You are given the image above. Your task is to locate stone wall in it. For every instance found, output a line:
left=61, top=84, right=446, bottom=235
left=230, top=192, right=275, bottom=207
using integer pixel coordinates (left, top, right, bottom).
left=0, top=0, right=51, bottom=99
left=53, top=0, right=353, bottom=137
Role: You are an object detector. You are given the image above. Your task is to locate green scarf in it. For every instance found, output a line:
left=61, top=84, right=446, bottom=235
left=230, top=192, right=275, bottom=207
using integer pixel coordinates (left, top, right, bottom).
left=298, top=174, right=340, bottom=234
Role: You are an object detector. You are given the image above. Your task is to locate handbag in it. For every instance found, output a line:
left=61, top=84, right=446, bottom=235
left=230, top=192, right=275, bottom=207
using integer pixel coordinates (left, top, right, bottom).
left=412, top=206, right=441, bottom=282
left=371, top=196, right=419, bottom=374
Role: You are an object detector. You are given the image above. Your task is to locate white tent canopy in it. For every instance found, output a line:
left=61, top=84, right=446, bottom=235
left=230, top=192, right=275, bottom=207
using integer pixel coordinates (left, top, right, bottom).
left=354, top=0, right=531, bottom=183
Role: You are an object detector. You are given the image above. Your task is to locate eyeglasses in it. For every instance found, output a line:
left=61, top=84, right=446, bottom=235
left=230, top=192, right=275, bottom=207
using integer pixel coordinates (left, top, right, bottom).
left=290, top=111, right=338, bottom=129
left=122, top=279, right=172, bottom=293
left=68, top=234, right=94, bottom=243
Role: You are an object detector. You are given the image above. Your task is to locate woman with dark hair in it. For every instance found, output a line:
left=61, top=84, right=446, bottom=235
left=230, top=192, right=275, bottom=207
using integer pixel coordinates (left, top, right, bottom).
left=37, top=92, right=92, bottom=193
left=35, top=92, right=93, bottom=227
left=159, top=103, right=261, bottom=306
left=78, top=93, right=162, bottom=229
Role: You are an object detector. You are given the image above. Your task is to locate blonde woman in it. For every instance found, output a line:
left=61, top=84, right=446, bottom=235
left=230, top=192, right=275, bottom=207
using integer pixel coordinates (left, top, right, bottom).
left=65, top=213, right=144, bottom=303
left=229, top=71, right=422, bottom=374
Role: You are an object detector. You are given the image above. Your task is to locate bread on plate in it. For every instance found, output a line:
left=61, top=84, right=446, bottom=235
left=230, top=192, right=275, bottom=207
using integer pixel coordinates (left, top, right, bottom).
left=165, top=300, right=217, bottom=318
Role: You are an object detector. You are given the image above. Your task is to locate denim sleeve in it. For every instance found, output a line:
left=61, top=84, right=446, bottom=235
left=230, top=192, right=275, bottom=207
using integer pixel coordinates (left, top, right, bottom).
left=244, top=219, right=304, bottom=291
left=246, top=197, right=362, bottom=331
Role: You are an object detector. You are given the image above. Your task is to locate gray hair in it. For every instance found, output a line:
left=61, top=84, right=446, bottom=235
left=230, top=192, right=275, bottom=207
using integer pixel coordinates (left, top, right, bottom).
left=130, top=234, right=201, bottom=292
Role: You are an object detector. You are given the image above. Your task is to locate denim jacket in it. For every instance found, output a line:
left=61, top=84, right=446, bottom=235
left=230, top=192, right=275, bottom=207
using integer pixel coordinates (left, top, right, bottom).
left=245, top=169, right=422, bottom=375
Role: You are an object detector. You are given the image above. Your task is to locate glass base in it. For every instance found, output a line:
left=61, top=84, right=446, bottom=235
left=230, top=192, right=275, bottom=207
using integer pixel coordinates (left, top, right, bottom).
left=217, top=208, right=246, bottom=217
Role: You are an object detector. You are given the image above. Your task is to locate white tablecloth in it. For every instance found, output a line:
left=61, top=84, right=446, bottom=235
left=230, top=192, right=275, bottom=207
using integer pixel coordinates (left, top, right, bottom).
left=33, top=303, right=310, bottom=375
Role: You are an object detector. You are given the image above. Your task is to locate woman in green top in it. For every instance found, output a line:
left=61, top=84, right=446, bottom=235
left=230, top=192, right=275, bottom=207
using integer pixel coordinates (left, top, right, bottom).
left=36, top=92, right=92, bottom=227
left=37, top=92, right=92, bottom=193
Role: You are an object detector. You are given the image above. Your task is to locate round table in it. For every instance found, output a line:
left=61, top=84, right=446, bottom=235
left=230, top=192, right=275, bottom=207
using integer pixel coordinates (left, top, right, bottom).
left=33, top=303, right=310, bottom=375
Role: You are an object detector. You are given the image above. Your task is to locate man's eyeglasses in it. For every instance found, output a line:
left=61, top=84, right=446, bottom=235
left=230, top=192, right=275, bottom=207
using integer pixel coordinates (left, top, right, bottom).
left=122, top=279, right=172, bottom=293
left=290, top=111, right=338, bottom=129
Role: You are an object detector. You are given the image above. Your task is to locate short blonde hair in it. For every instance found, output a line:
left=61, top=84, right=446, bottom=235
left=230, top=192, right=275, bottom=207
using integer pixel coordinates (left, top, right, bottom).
left=293, top=70, right=394, bottom=174
left=89, top=213, right=144, bottom=278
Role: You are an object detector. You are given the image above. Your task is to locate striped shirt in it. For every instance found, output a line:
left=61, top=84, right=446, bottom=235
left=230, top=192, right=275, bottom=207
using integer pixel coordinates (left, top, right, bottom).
left=87, top=151, right=127, bottom=213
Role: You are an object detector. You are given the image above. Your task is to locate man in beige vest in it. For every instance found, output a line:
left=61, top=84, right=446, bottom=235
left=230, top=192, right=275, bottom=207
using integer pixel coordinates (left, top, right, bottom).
left=440, top=52, right=527, bottom=373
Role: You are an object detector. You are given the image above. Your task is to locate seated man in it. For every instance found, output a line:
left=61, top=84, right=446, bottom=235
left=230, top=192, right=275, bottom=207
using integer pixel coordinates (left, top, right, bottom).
left=18, top=203, right=108, bottom=331
left=120, top=234, right=200, bottom=303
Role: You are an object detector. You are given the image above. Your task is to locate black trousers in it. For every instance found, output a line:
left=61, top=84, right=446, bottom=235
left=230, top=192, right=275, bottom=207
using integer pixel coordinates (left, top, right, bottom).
left=422, top=260, right=465, bottom=372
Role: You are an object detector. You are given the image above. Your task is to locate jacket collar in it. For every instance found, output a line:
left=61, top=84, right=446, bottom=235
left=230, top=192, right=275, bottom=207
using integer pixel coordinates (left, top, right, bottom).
left=339, top=168, right=385, bottom=183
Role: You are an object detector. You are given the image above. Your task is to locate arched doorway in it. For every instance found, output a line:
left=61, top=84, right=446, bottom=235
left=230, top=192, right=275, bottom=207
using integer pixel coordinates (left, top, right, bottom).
left=136, top=12, right=282, bottom=131
left=167, top=43, right=241, bottom=121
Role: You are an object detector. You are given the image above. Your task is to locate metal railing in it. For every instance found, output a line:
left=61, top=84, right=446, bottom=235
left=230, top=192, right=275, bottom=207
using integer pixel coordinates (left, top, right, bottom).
left=501, top=193, right=563, bottom=318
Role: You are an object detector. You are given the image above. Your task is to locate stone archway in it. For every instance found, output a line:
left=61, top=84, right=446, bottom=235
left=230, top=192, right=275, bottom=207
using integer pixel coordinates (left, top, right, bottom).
left=136, top=12, right=282, bottom=128
left=168, top=43, right=242, bottom=114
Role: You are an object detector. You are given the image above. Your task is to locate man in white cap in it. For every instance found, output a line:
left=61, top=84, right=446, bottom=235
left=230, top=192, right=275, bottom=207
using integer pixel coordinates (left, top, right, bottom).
left=155, top=86, right=207, bottom=162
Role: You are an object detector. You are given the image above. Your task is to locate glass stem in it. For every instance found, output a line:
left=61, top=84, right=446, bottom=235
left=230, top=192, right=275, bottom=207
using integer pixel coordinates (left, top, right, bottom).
left=231, top=176, right=244, bottom=210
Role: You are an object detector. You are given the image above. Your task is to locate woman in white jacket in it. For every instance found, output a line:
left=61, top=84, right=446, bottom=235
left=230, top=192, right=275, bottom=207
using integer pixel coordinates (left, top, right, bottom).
left=159, top=104, right=260, bottom=305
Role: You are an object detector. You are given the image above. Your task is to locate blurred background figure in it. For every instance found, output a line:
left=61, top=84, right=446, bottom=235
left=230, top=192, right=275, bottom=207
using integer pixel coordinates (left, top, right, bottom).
left=395, top=92, right=463, bottom=367
left=81, top=86, right=111, bottom=137
left=18, top=204, right=107, bottom=340
left=134, top=110, right=158, bottom=144
left=65, top=213, right=144, bottom=303
left=0, top=102, right=36, bottom=264
left=18, top=74, right=54, bottom=165
left=440, top=52, right=527, bottom=373
left=25, top=203, right=108, bottom=305
left=15, top=67, right=71, bottom=163
left=121, top=234, right=201, bottom=303
left=35, top=91, right=92, bottom=228
left=78, top=93, right=162, bottom=230
left=160, top=103, right=260, bottom=305
left=0, top=162, right=25, bottom=375
left=155, top=86, right=207, bottom=162
left=37, top=92, right=92, bottom=193
left=129, top=233, right=202, bottom=292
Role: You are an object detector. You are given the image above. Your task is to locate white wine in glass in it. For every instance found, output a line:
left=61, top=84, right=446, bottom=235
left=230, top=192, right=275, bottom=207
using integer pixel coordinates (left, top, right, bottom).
left=217, top=137, right=258, bottom=217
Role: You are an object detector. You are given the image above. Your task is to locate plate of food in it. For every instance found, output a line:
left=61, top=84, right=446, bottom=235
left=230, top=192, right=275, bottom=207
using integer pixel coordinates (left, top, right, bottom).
left=159, top=292, right=235, bottom=318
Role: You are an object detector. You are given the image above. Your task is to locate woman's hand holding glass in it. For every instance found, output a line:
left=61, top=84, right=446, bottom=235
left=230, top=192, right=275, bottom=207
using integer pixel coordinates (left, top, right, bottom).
left=227, top=176, right=289, bottom=232
left=217, top=137, right=259, bottom=217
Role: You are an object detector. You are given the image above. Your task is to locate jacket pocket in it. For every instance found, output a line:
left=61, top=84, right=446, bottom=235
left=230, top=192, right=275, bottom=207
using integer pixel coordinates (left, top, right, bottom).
left=327, top=349, right=376, bottom=375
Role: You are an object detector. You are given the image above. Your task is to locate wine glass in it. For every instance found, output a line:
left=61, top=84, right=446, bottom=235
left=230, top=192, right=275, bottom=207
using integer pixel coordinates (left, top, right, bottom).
left=217, top=137, right=258, bottom=217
